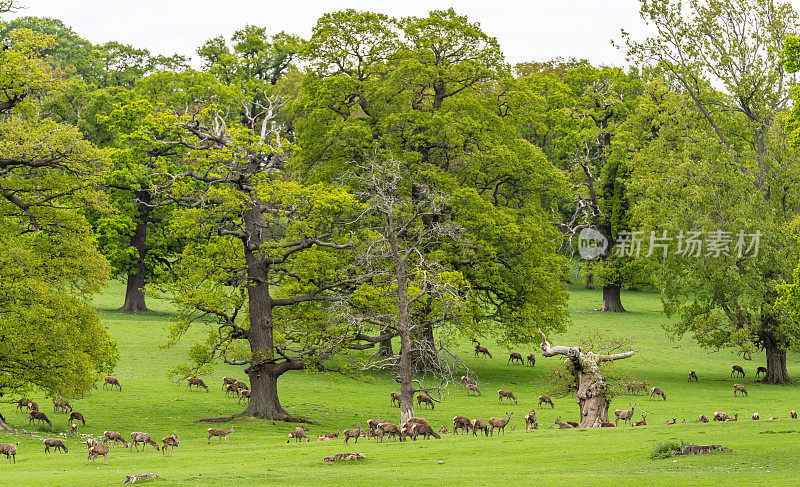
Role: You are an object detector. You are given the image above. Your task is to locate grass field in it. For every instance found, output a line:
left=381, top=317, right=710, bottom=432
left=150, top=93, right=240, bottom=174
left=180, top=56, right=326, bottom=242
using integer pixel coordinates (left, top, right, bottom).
left=2, top=281, right=800, bottom=486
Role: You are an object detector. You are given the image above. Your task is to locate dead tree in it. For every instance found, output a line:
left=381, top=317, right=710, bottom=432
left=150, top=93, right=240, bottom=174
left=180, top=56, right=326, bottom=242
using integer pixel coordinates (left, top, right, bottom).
left=538, top=329, right=634, bottom=427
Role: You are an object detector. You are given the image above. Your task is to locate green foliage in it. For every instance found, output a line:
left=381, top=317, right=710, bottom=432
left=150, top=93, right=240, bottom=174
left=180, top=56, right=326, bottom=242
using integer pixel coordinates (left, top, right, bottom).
left=650, top=440, right=686, bottom=459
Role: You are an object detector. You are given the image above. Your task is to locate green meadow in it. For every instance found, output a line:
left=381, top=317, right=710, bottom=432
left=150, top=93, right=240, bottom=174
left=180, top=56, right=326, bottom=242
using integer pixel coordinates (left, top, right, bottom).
left=2, top=282, right=800, bottom=486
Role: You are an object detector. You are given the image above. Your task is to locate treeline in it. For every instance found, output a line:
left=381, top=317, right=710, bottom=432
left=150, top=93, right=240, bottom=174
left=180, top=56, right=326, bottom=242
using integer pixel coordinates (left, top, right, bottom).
left=3, top=0, right=800, bottom=422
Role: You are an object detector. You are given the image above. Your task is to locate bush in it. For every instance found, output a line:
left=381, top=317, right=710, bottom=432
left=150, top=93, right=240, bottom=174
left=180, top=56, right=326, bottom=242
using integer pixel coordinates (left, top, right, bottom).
left=650, top=440, right=685, bottom=459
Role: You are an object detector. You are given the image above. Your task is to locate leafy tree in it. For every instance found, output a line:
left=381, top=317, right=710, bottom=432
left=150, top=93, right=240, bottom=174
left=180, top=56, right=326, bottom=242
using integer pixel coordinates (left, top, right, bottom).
left=624, top=0, right=800, bottom=383
left=0, top=22, right=117, bottom=421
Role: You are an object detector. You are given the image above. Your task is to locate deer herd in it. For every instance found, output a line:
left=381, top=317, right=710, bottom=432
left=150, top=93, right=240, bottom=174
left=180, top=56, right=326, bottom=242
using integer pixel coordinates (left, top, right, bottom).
left=0, top=349, right=789, bottom=467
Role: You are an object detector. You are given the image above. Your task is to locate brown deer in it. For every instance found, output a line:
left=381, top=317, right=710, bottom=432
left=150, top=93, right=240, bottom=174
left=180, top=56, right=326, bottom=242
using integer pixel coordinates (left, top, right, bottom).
left=103, top=377, right=122, bottom=391
left=752, top=412, right=760, bottom=420
left=524, top=409, right=537, bottom=429
left=103, top=431, right=128, bottom=447
left=627, top=380, right=649, bottom=395
left=16, top=398, right=29, bottom=411
left=632, top=415, right=647, bottom=426
left=390, top=392, right=401, bottom=407
left=130, top=432, right=160, bottom=452
left=69, top=411, right=86, bottom=426
left=688, top=371, right=698, bottom=382
left=222, top=376, right=237, bottom=390
left=554, top=417, right=573, bottom=429
left=725, top=413, right=739, bottom=422
left=467, top=384, right=481, bottom=396
left=488, top=412, right=513, bottom=436
left=417, top=394, right=435, bottom=410
left=614, top=404, right=636, bottom=426
left=453, top=416, right=471, bottom=434
left=755, top=366, right=767, bottom=378
left=731, top=365, right=745, bottom=378
left=342, top=424, right=361, bottom=444
left=460, top=375, right=476, bottom=386
left=733, top=383, right=748, bottom=397
left=699, top=414, right=709, bottom=423
left=538, top=395, right=554, bottom=408
left=44, top=438, right=68, bottom=453
left=69, top=423, right=78, bottom=438
left=473, top=340, right=492, bottom=358
left=713, top=411, right=729, bottom=422
left=471, top=418, right=489, bottom=437
left=498, top=389, right=517, bottom=405
left=187, top=377, right=209, bottom=391
left=29, top=411, right=52, bottom=427
left=287, top=426, right=310, bottom=443
left=792, top=410, right=798, bottom=419
left=207, top=427, right=235, bottom=445
left=664, top=418, right=676, bottom=425
left=377, top=422, right=403, bottom=442
left=526, top=354, right=536, bottom=367
left=162, top=433, right=180, bottom=454
left=650, top=387, right=666, bottom=400
left=52, top=397, right=72, bottom=413
left=508, top=352, right=524, bottom=365
left=86, top=444, right=109, bottom=465
left=0, top=443, right=16, bottom=463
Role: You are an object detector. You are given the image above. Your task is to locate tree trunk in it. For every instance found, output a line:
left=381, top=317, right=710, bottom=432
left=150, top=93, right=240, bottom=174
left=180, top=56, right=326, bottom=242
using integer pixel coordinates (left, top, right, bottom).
left=763, top=338, right=790, bottom=384
left=600, top=284, right=625, bottom=312
left=377, top=326, right=394, bottom=357
left=244, top=363, right=292, bottom=420
left=573, top=367, right=611, bottom=427
left=0, top=413, right=13, bottom=431
left=398, top=330, right=415, bottom=424
left=410, top=322, right=441, bottom=374
left=118, top=195, right=153, bottom=313
left=585, top=270, right=595, bottom=290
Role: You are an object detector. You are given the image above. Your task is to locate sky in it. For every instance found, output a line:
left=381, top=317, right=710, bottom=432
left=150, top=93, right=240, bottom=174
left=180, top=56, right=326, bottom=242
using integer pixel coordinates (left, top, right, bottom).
left=5, top=0, right=650, bottom=68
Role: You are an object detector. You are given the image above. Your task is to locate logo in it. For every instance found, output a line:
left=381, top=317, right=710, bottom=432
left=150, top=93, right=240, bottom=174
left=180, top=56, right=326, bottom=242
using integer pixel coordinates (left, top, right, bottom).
left=578, top=228, right=608, bottom=260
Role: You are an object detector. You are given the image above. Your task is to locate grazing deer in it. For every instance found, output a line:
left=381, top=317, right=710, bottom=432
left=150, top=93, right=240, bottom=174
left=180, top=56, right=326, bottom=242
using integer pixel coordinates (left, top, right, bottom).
left=16, top=398, right=30, bottom=411
left=287, top=426, right=310, bottom=443
left=755, top=366, right=767, bottom=378
left=44, top=438, right=68, bottom=453
left=508, top=352, right=524, bottom=365
left=187, top=377, right=209, bottom=392
left=731, top=365, right=745, bottom=378
left=614, top=404, right=636, bottom=426
left=103, top=377, right=122, bottom=391
left=688, top=371, right=698, bottom=382
left=498, top=389, right=517, bottom=405
left=69, top=423, right=78, bottom=437
left=527, top=354, right=536, bottom=367
left=390, top=392, right=401, bottom=407
left=0, top=444, right=16, bottom=464
left=473, top=339, right=492, bottom=358
left=460, top=375, right=476, bottom=386
left=792, top=410, right=798, bottom=419
left=52, top=397, right=72, bottom=413
left=222, top=376, right=237, bottom=390
left=29, top=411, right=52, bottom=427
left=733, top=383, right=748, bottom=397
left=699, top=414, right=709, bottom=423
left=417, top=394, right=435, bottom=410
left=471, top=418, right=489, bottom=437
left=453, top=416, right=472, bottom=435
left=86, top=444, right=109, bottom=465
left=130, top=432, right=160, bottom=452
left=538, top=395, right=554, bottom=408
left=103, top=431, right=128, bottom=447
left=69, top=411, right=86, bottom=426
left=627, top=380, right=649, bottom=395
left=650, top=387, right=666, bottom=400
left=467, top=384, right=481, bottom=396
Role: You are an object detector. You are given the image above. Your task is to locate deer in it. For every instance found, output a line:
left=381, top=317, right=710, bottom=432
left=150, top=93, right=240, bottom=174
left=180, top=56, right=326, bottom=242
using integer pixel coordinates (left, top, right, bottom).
left=627, top=380, right=649, bottom=395
left=69, top=411, right=86, bottom=426
left=733, top=383, right=748, bottom=397
left=524, top=409, right=537, bottom=429
left=688, top=371, right=698, bottom=382
left=86, top=437, right=100, bottom=450
left=554, top=417, right=573, bottom=429
left=69, top=423, right=78, bottom=438
left=498, top=389, right=517, bottom=405
left=222, top=376, right=237, bottom=390
left=473, top=339, right=492, bottom=358
left=538, top=395, right=554, bottom=408
left=130, top=432, right=160, bottom=452
left=527, top=354, right=536, bottom=366
left=377, top=422, right=403, bottom=442
left=342, top=424, right=362, bottom=444
left=225, top=383, right=239, bottom=396
left=664, top=418, right=676, bottom=425
left=103, top=377, right=122, bottom=391
left=650, top=386, right=666, bottom=400
left=27, top=401, right=39, bottom=412
left=207, top=427, right=235, bottom=445
left=52, top=397, right=72, bottom=413
left=367, top=418, right=389, bottom=437
left=86, top=444, right=109, bottom=466
left=752, top=412, right=760, bottom=420
left=238, top=389, right=250, bottom=404
left=467, top=384, right=481, bottom=396
left=322, top=429, right=340, bottom=440
left=699, top=414, right=709, bottom=423
left=16, top=398, right=30, bottom=411
left=460, top=375, right=476, bottom=386
left=453, top=416, right=472, bottom=434
left=471, top=418, right=489, bottom=437
left=488, top=412, right=513, bottom=436
left=29, top=411, right=52, bottom=427
left=103, top=431, right=128, bottom=447
left=417, top=394, right=435, bottom=410
left=792, top=410, right=798, bottom=419
left=287, top=426, right=310, bottom=443
left=390, top=392, right=401, bottom=407
left=0, top=443, right=16, bottom=463
left=713, top=411, right=729, bottom=422
left=731, top=365, right=745, bottom=378
left=187, top=377, right=209, bottom=391
left=632, top=415, right=647, bottom=426
left=756, top=366, right=767, bottom=378
left=162, top=433, right=180, bottom=454
left=508, top=352, right=524, bottom=365
left=725, top=413, right=739, bottom=422
left=403, top=421, right=441, bottom=440
left=614, top=404, right=636, bottom=426
left=44, top=438, right=68, bottom=453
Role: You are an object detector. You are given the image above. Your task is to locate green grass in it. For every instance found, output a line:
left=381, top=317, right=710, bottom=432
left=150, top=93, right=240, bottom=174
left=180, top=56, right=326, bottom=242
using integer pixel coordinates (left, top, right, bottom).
left=2, top=282, right=800, bottom=486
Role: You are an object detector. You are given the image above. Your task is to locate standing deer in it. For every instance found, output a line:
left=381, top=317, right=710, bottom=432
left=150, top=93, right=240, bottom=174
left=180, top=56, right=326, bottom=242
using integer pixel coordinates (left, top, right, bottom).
left=614, top=404, right=636, bottom=426
left=498, top=389, right=517, bottom=404
left=207, top=427, right=235, bottom=445
left=390, top=392, right=401, bottom=407
left=416, top=394, right=435, bottom=410
left=526, top=354, right=536, bottom=367
left=488, top=412, right=513, bottom=436
left=453, top=416, right=471, bottom=435
left=508, top=352, right=524, bottom=365
left=538, top=395, right=554, bottom=408
left=733, top=383, right=748, bottom=397
left=524, top=409, right=537, bottom=430
left=688, top=371, right=698, bottom=382
left=473, top=339, right=492, bottom=358
left=731, top=365, right=745, bottom=378
left=650, top=387, right=666, bottom=400
left=755, top=366, right=767, bottom=378
left=187, top=377, right=209, bottom=391
left=103, top=377, right=122, bottom=391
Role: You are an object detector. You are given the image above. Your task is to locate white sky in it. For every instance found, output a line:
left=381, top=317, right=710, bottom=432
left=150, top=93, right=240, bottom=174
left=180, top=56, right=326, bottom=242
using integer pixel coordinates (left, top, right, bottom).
left=7, top=0, right=651, bottom=67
